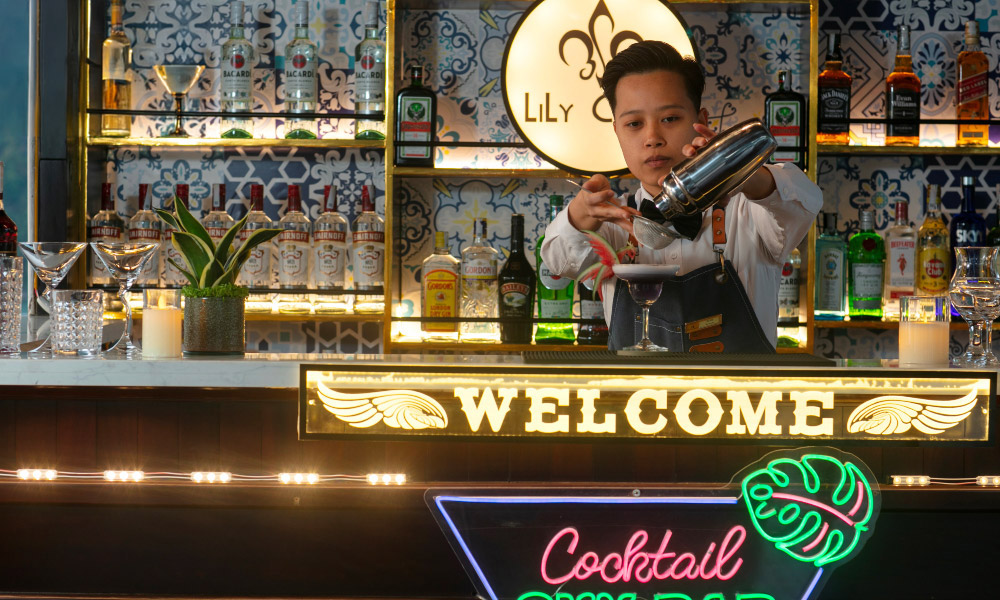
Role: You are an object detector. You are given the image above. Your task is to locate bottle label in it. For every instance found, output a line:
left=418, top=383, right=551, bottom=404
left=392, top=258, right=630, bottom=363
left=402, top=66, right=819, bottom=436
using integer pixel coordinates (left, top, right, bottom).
left=887, top=88, right=919, bottom=137
left=278, top=237, right=308, bottom=285
left=851, top=262, right=883, bottom=298
left=423, top=268, right=458, bottom=332
left=581, top=298, right=604, bottom=320
left=818, top=84, right=850, bottom=134
left=356, top=49, right=385, bottom=103
left=285, top=54, right=317, bottom=102
left=399, top=97, right=433, bottom=159
left=539, top=262, right=571, bottom=290
left=778, top=262, right=800, bottom=313
left=816, top=247, right=844, bottom=311
left=221, top=52, right=253, bottom=100
left=102, top=37, right=128, bottom=81
left=500, top=282, right=530, bottom=310
left=917, top=247, right=949, bottom=293
left=314, top=231, right=347, bottom=287
left=128, top=227, right=160, bottom=242
left=887, top=239, right=916, bottom=288
left=240, top=246, right=270, bottom=286
left=353, top=231, right=385, bottom=287
left=539, top=298, right=572, bottom=319
left=767, top=100, right=802, bottom=163
left=955, top=227, right=984, bottom=245
left=958, top=70, right=988, bottom=106
left=206, top=227, right=229, bottom=242
left=462, top=257, right=497, bottom=279
left=90, top=224, right=124, bottom=283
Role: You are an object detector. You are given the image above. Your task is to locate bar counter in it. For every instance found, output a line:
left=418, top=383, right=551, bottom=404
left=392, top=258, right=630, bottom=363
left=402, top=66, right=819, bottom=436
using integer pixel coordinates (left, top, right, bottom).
left=1, top=353, right=998, bottom=598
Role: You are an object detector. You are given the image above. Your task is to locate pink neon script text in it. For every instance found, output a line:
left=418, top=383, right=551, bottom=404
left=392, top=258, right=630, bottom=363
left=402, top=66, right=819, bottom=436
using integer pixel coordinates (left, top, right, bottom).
left=540, top=526, right=745, bottom=584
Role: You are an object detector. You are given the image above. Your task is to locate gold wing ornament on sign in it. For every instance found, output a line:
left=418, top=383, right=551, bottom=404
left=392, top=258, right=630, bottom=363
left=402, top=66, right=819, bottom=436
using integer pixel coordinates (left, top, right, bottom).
left=315, top=383, right=448, bottom=430
left=846, top=389, right=979, bottom=435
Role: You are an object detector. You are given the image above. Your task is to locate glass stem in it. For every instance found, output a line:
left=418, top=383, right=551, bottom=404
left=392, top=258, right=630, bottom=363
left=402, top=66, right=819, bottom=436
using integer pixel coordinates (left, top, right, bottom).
left=641, top=305, right=651, bottom=343
left=118, top=283, right=131, bottom=349
left=173, top=93, right=184, bottom=134
left=985, top=320, right=995, bottom=356
left=970, top=322, right=985, bottom=355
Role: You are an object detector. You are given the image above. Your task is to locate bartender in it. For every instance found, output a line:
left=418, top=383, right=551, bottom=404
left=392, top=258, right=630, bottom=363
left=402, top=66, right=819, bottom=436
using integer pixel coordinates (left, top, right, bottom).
left=540, top=41, right=822, bottom=352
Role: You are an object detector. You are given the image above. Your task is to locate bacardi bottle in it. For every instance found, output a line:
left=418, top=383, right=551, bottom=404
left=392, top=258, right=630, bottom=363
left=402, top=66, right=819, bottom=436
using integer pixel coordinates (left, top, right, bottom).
left=848, top=209, right=886, bottom=320
left=885, top=24, right=920, bottom=147
left=817, top=33, right=851, bottom=146
left=916, top=184, right=950, bottom=295
left=0, top=162, right=17, bottom=255
left=576, top=278, right=608, bottom=346
left=354, top=0, right=387, bottom=140
left=460, top=219, right=500, bottom=343
left=535, top=196, right=575, bottom=343
left=238, top=184, right=275, bottom=313
left=778, top=246, right=802, bottom=324
left=313, top=185, right=350, bottom=314
left=814, top=212, right=847, bottom=320
left=352, top=185, right=385, bottom=313
left=422, top=231, right=460, bottom=342
left=957, top=21, right=989, bottom=147
left=101, top=0, right=132, bottom=137
left=951, top=176, right=986, bottom=262
left=220, top=0, right=254, bottom=138
left=882, top=199, right=916, bottom=320
left=498, top=214, right=535, bottom=344
left=89, top=182, right=125, bottom=286
left=128, top=183, right=161, bottom=289
left=283, top=1, right=318, bottom=139
left=202, top=183, right=234, bottom=247
left=276, top=184, right=311, bottom=314
left=764, top=70, right=806, bottom=169
left=395, top=65, right=436, bottom=167
left=161, top=184, right=189, bottom=288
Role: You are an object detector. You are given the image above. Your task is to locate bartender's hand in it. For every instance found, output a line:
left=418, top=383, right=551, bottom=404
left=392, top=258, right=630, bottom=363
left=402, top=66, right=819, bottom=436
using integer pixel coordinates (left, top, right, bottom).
left=675, top=123, right=777, bottom=202
left=567, top=173, right=640, bottom=233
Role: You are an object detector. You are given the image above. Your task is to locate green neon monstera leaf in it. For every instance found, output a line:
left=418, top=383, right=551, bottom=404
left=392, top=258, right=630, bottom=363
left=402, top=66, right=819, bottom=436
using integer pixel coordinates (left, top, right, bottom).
left=741, top=454, right=875, bottom=567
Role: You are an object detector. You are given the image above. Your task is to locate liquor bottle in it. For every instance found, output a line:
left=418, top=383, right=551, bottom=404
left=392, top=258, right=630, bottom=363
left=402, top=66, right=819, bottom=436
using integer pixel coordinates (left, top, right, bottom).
left=276, top=184, right=311, bottom=314
left=89, top=182, right=125, bottom=286
left=777, top=246, right=802, bottom=324
left=916, top=184, right=950, bottom=295
left=498, top=214, right=536, bottom=344
left=988, top=184, right=1000, bottom=246
left=202, top=183, right=234, bottom=246
left=352, top=185, right=385, bottom=313
left=220, top=0, right=254, bottom=139
left=395, top=65, right=437, bottom=167
left=885, top=24, right=920, bottom=147
left=101, top=0, right=132, bottom=137
left=238, top=184, right=275, bottom=313
left=128, top=183, right=161, bottom=289
left=957, top=21, right=989, bottom=147
left=576, top=278, right=608, bottom=346
left=817, top=32, right=852, bottom=146
left=535, top=196, right=575, bottom=343
left=0, top=162, right=16, bottom=255
left=764, top=70, right=806, bottom=169
left=460, top=219, right=500, bottom=343
left=313, top=185, right=350, bottom=314
left=882, top=199, right=916, bottom=320
left=161, top=184, right=189, bottom=288
left=814, top=212, right=847, bottom=320
left=848, top=208, right=886, bottom=320
left=950, top=176, right=986, bottom=262
left=354, top=0, right=387, bottom=140
left=283, top=1, right=318, bottom=139
left=421, top=231, right=460, bottom=342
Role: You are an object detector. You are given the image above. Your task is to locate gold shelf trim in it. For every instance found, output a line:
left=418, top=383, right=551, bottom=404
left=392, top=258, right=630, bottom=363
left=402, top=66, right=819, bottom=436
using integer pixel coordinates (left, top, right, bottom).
left=87, top=136, right=385, bottom=149
left=818, top=144, right=1000, bottom=156
left=393, top=167, right=577, bottom=178
left=390, top=342, right=606, bottom=352
left=113, top=313, right=385, bottom=323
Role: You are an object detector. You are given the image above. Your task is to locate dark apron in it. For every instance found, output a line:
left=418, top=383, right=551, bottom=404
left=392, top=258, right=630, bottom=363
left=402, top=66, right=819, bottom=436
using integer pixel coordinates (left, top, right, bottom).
left=607, top=259, right=776, bottom=353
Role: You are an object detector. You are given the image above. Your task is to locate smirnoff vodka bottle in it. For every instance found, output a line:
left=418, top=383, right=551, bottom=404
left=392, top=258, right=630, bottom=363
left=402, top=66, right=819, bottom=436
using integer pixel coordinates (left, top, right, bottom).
left=283, top=1, right=318, bottom=139
left=128, top=183, right=162, bottom=294
left=238, top=184, right=275, bottom=313
left=161, top=184, right=190, bottom=288
left=352, top=185, right=385, bottom=313
left=313, top=185, right=350, bottom=314
left=89, top=182, right=125, bottom=286
left=460, top=219, right=499, bottom=343
left=354, top=0, right=386, bottom=140
left=422, top=231, right=460, bottom=342
left=202, top=183, right=234, bottom=246
left=882, top=199, right=916, bottom=320
left=220, top=0, right=254, bottom=138
left=276, top=184, right=311, bottom=314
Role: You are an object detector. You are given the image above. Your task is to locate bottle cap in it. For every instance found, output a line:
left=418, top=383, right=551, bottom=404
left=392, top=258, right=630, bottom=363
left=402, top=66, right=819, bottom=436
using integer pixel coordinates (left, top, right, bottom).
left=287, top=184, right=302, bottom=212
left=323, top=185, right=337, bottom=212
left=962, top=175, right=976, bottom=187
left=101, top=182, right=114, bottom=210
left=214, top=183, right=227, bottom=211
left=294, top=1, right=309, bottom=26
left=479, top=218, right=488, bottom=238
left=410, top=65, right=423, bottom=80
left=895, top=198, right=909, bottom=222
left=231, top=1, right=244, bottom=26
left=897, top=24, right=911, bottom=51
left=175, top=184, right=189, bottom=207
left=361, top=185, right=374, bottom=212
left=826, top=33, right=842, bottom=60
left=138, top=183, right=150, bottom=211
left=859, top=208, right=874, bottom=230
left=822, top=211, right=838, bottom=234
left=966, top=20, right=979, bottom=43
left=364, top=0, right=379, bottom=28
left=550, top=194, right=564, bottom=207
left=250, top=184, right=264, bottom=211
left=435, top=231, right=446, bottom=249
left=777, top=70, right=789, bottom=86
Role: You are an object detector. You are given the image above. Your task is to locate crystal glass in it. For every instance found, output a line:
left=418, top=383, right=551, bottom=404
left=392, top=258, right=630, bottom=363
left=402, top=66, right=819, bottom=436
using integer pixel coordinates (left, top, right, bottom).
left=153, top=64, right=206, bottom=137
left=949, top=246, right=1000, bottom=367
left=898, top=296, right=950, bottom=368
left=612, top=264, right=679, bottom=352
left=90, top=241, right=159, bottom=358
left=17, top=242, right=88, bottom=356
left=50, top=289, right=103, bottom=357
left=0, top=255, right=23, bottom=356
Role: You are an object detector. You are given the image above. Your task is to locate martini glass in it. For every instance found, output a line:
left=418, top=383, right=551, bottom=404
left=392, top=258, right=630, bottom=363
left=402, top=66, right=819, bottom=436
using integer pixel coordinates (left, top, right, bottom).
left=91, top=242, right=159, bottom=358
left=612, top=264, right=679, bottom=352
left=17, top=242, right=88, bottom=356
left=153, top=64, right=206, bottom=137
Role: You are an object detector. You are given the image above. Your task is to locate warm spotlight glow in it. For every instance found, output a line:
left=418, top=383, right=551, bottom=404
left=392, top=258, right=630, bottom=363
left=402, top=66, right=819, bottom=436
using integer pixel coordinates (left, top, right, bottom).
left=279, top=472, right=317, bottom=485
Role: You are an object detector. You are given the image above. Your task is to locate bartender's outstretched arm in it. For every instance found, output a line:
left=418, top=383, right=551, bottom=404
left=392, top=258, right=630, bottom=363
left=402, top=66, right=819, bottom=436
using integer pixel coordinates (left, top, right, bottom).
left=566, top=174, right=639, bottom=234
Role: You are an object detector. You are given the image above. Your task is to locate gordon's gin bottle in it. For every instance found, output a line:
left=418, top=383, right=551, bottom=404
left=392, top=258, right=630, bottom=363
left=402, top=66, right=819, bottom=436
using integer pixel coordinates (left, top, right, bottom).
left=89, top=182, right=125, bottom=286
left=313, top=185, right=350, bottom=314
left=238, top=184, right=274, bottom=312
left=276, top=184, right=311, bottom=314
left=352, top=185, right=385, bottom=313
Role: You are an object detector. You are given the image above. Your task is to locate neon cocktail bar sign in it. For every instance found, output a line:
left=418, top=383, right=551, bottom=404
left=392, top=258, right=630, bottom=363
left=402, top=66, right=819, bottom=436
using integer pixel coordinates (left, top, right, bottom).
left=427, top=448, right=881, bottom=600
left=299, top=365, right=993, bottom=444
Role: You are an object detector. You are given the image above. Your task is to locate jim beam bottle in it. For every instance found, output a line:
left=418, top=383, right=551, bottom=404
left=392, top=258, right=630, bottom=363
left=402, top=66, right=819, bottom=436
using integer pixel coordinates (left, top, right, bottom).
left=128, top=183, right=161, bottom=289
left=89, top=182, right=125, bottom=286
left=352, top=185, right=385, bottom=313
left=817, top=33, right=851, bottom=146
left=238, top=184, right=275, bottom=313
left=313, top=185, right=350, bottom=314
left=885, top=24, right=921, bottom=146
left=276, top=184, right=312, bottom=314
left=101, top=0, right=132, bottom=137
left=957, top=21, right=989, bottom=147
left=916, top=184, right=950, bottom=296
left=220, top=0, right=254, bottom=138
left=161, top=184, right=189, bottom=288
left=421, top=231, right=460, bottom=342
left=498, top=214, right=535, bottom=344
left=283, top=1, right=318, bottom=139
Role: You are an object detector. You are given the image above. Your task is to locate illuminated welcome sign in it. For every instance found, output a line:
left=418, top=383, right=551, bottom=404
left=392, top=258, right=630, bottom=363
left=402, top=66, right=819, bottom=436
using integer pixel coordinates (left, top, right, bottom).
left=299, top=364, right=993, bottom=443
left=427, top=448, right=881, bottom=600
left=502, top=0, right=696, bottom=175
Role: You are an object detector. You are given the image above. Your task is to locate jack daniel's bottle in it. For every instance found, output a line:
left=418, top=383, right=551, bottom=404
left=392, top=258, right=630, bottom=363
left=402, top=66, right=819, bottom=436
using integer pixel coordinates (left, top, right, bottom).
left=817, top=33, right=851, bottom=145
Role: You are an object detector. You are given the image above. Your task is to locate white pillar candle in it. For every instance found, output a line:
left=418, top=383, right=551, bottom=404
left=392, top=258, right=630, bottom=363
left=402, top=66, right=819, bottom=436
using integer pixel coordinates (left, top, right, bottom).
left=899, top=321, right=950, bottom=367
left=143, top=289, right=183, bottom=359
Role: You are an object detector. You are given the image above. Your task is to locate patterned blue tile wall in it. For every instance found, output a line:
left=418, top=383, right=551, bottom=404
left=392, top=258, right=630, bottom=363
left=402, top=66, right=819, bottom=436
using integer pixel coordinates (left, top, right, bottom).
left=110, top=0, right=996, bottom=357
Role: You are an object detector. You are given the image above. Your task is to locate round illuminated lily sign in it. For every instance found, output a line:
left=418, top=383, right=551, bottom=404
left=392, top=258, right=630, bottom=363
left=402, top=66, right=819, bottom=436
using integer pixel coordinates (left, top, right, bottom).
left=502, top=0, right=696, bottom=175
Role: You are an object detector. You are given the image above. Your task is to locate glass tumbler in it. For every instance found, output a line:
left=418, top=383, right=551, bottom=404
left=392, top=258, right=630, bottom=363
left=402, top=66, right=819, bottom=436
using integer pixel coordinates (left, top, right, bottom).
left=51, top=289, right=103, bottom=357
left=898, top=295, right=950, bottom=368
left=0, top=255, right=22, bottom=356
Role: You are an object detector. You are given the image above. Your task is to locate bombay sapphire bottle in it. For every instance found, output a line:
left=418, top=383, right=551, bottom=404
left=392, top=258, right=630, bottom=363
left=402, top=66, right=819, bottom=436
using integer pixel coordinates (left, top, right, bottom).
left=814, top=212, right=847, bottom=320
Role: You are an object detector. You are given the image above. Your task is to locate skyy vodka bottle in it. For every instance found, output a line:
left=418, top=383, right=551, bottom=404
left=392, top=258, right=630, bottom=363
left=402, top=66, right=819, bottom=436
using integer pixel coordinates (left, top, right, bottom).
left=460, top=219, right=500, bottom=343
left=276, top=184, right=312, bottom=314
left=239, top=184, right=275, bottom=313
left=89, top=182, right=125, bottom=287
left=220, top=0, right=254, bottom=138
left=313, top=185, right=350, bottom=314
left=352, top=185, right=385, bottom=313
left=283, top=1, right=318, bottom=139
left=354, top=0, right=386, bottom=140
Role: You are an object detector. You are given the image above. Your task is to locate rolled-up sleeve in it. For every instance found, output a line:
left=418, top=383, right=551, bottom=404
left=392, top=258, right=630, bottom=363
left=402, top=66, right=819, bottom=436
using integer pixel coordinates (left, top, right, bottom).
left=740, top=163, right=823, bottom=264
left=539, top=198, right=630, bottom=279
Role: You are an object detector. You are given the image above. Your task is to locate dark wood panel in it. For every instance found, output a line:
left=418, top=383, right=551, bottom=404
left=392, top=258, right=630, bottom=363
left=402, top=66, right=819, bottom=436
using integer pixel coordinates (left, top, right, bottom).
left=178, top=401, right=220, bottom=471
left=137, top=402, right=179, bottom=473
left=219, top=401, right=263, bottom=474
left=96, top=400, right=138, bottom=469
left=16, top=399, right=58, bottom=467
left=56, top=400, right=97, bottom=470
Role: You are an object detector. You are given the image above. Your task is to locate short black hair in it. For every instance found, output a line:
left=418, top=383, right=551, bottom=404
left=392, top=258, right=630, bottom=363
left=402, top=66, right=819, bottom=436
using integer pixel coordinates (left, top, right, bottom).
left=600, top=40, right=704, bottom=114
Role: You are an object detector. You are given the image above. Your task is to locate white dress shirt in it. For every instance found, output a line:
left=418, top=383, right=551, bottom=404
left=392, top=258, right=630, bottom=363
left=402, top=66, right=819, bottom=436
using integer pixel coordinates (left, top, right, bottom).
left=539, top=163, right=823, bottom=345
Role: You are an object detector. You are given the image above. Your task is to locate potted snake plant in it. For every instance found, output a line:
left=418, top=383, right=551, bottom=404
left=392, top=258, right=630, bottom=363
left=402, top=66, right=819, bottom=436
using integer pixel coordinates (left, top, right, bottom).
left=155, top=197, right=281, bottom=355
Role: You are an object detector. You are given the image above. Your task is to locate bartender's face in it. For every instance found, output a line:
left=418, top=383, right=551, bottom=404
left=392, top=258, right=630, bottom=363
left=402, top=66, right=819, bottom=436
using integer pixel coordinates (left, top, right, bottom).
left=612, top=69, right=709, bottom=196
